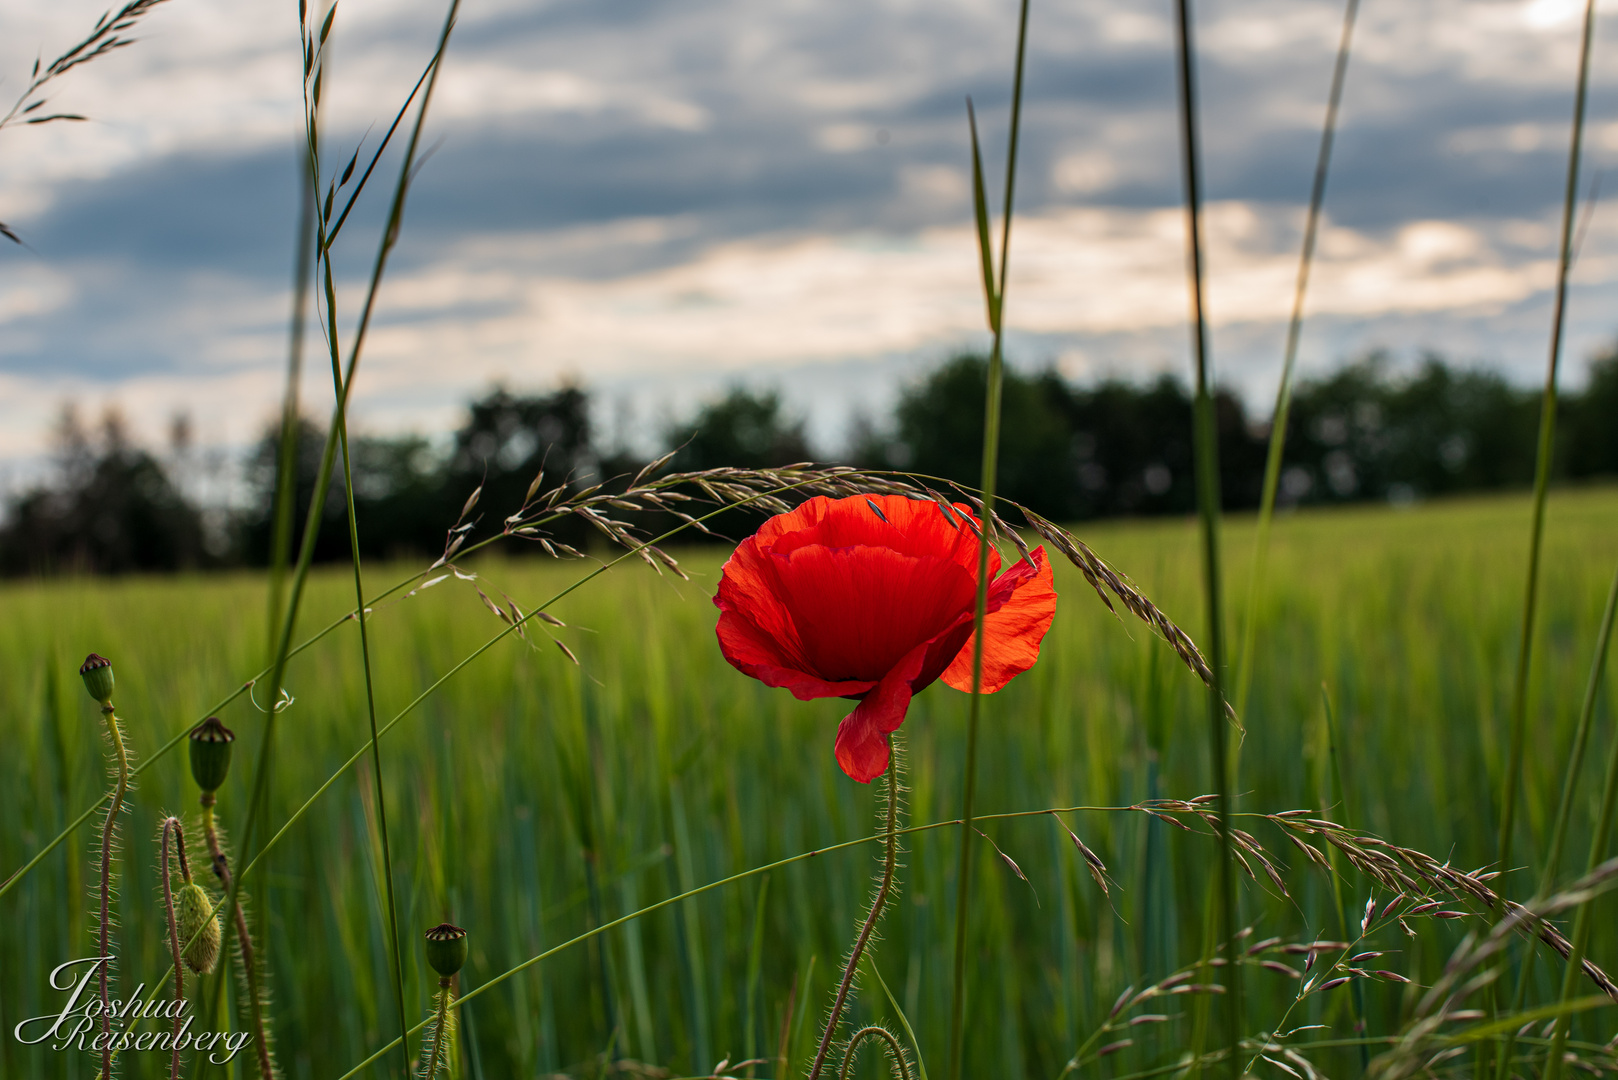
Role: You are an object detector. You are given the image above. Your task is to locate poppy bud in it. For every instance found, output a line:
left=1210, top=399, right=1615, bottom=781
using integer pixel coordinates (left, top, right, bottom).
left=177, top=882, right=221, bottom=974
left=188, top=717, right=235, bottom=794
left=424, top=923, right=468, bottom=978
left=79, top=653, right=114, bottom=705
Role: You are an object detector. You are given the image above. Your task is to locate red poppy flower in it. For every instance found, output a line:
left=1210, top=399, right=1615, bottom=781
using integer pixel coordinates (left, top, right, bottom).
left=713, top=493, right=1058, bottom=782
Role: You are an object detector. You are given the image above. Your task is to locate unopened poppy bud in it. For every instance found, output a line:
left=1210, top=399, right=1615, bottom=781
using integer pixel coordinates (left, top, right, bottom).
left=188, top=717, right=235, bottom=794
left=177, top=882, right=221, bottom=974
left=79, top=653, right=114, bottom=705
left=424, top=923, right=468, bottom=978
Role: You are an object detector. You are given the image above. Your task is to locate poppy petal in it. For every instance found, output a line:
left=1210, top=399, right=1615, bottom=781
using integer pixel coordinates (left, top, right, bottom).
left=715, top=608, right=878, bottom=700
left=941, top=547, right=1057, bottom=694
left=833, top=637, right=932, bottom=782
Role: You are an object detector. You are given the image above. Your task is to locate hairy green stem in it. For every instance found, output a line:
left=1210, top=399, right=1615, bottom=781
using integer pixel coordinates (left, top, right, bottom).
left=423, top=979, right=453, bottom=1078
left=1544, top=560, right=1618, bottom=1080
left=97, top=703, right=129, bottom=1080
left=201, top=800, right=274, bottom=1080
left=839, top=1026, right=911, bottom=1080
left=948, top=5, right=1029, bottom=1076
left=160, top=818, right=184, bottom=1080
left=810, top=758, right=902, bottom=1080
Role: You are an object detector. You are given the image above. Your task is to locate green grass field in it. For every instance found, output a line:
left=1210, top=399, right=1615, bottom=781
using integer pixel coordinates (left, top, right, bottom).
left=3, top=486, right=1616, bottom=1078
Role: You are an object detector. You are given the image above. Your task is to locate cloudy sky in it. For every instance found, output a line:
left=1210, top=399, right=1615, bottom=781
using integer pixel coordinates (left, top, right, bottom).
left=2, top=0, right=1617, bottom=475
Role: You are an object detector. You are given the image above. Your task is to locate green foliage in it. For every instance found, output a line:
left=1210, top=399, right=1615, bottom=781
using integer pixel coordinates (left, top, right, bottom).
left=2, top=489, right=1616, bottom=1077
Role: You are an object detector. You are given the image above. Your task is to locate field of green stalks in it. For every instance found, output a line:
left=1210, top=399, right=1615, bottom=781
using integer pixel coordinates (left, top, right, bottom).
left=2, top=485, right=1616, bottom=1079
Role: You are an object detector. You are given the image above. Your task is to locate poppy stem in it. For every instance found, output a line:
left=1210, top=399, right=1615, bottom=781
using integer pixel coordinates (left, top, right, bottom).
left=808, top=755, right=903, bottom=1080
left=96, top=700, right=130, bottom=1080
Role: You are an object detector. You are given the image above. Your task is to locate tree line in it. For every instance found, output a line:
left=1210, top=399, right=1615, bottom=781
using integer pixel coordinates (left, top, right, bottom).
left=3, top=348, right=1616, bottom=575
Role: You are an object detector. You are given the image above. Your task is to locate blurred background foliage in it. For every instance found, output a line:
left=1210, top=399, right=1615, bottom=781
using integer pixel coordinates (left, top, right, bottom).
left=3, top=347, right=1617, bottom=575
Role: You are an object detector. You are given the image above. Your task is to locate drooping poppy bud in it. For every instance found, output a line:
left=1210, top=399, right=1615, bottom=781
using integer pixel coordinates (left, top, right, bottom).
left=424, top=923, right=468, bottom=978
left=177, top=882, right=221, bottom=974
left=189, top=718, right=235, bottom=794
left=79, top=653, right=115, bottom=705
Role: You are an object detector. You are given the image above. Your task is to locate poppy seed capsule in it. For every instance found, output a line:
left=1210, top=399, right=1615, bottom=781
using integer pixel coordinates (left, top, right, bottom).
left=79, top=653, right=114, bottom=705
left=424, top=923, right=468, bottom=978
left=188, top=717, right=235, bottom=794
left=177, top=882, right=221, bottom=974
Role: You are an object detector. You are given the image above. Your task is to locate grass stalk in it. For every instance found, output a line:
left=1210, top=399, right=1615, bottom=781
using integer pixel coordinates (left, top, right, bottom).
left=947, top=3, right=1030, bottom=1074
left=199, top=0, right=462, bottom=1070
left=1543, top=560, right=1618, bottom=1080
left=1321, top=688, right=1369, bottom=1072
left=1497, top=0, right=1596, bottom=900
left=1170, top=0, right=1241, bottom=1070
left=1493, top=2, right=1595, bottom=1064
left=306, top=17, right=412, bottom=1067
left=1232, top=0, right=1361, bottom=720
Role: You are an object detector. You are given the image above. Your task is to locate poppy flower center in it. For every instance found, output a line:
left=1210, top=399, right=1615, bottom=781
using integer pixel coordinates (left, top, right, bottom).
left=763, top=542, right=978, bottom=682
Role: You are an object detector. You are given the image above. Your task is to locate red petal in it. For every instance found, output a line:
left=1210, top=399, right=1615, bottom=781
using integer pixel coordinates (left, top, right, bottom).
left=833, top=638, right=930, bottom=782
left=941, top=547, right=1057, bottom=694
left=762, top=494, right=987, bottom=575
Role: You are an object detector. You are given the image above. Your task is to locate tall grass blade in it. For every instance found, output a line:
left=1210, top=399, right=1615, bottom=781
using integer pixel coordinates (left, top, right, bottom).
left=201, top=0, right=464, bottom=1071
left=1232, top=0, right=1361, bottom=721
left=1321, top=687, right=1368, bottom=1072
left=1495, top=1, right=1596, bottom=1063
left=1169, top=0, right=1241, bottom=1071
left=1544, top=560, right=1618, bottom=1080
left=1498, top=0, right=1596, bottom=892
left=947, top=4, right=1030, bottom=1077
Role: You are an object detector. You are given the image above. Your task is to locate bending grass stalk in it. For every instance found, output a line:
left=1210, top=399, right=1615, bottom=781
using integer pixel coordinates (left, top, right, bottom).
left=1543, top=560, right=1618, bottom=1080
left=95, top=696, right=131, bottom=1080
left=206, top=0, right=462, bottom=1067
left=1498, top=0, right=1596, bottom=910
left=160, top=818, right=185, bottom=1080
left=948, top=3, right=1029, bottom=1076
left=1232, top=0, right=1360, bottom=722
left=311, top=80, right=412, bottom=1080
left=1170, top=0, right=1242, bottom=1071
left=809, top=758, right=903, bottom=1080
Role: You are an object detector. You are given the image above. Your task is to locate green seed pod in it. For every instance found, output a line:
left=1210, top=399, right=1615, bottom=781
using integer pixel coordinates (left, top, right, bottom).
left=177, top=882, right=221, bottom=975
left=188, top=717, right=235, bottom=794
left=79, top=653, right=114, bottom=705
left=424, top=923, right=468, bottom=978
